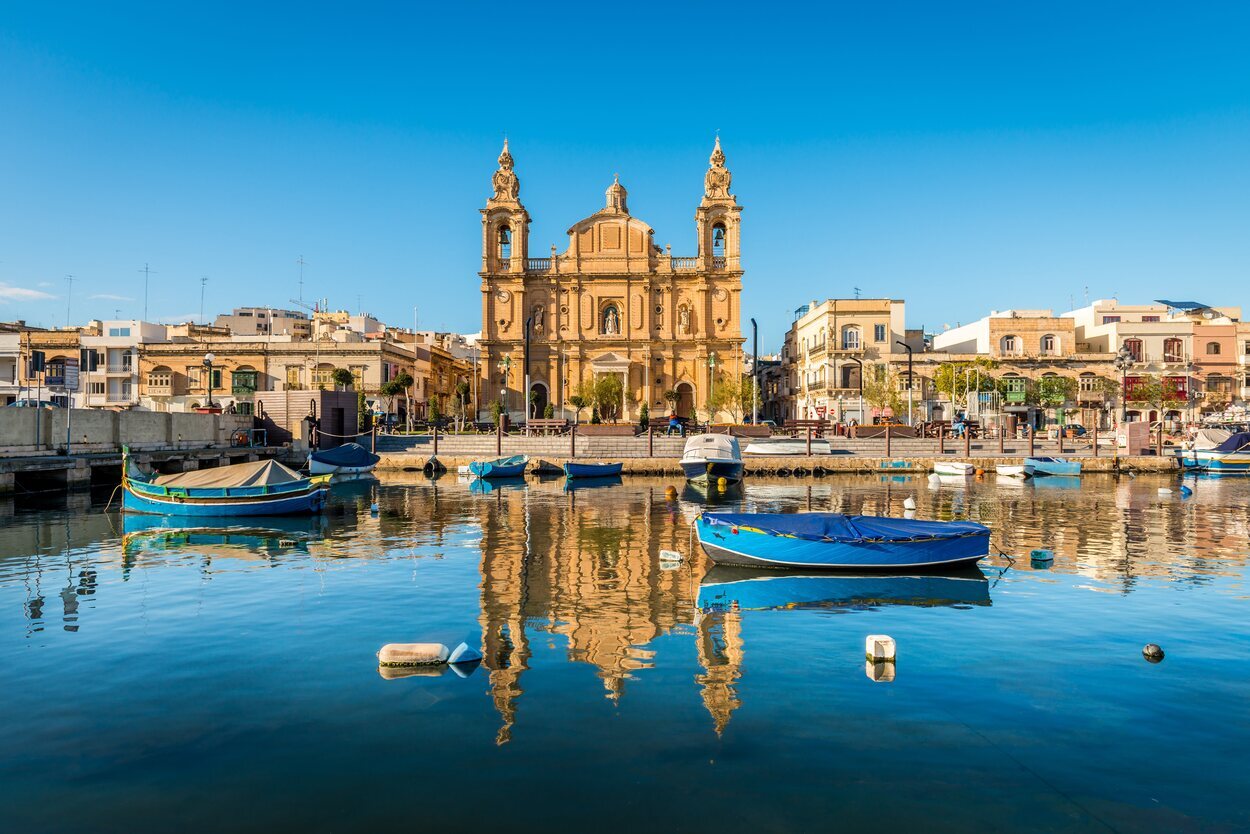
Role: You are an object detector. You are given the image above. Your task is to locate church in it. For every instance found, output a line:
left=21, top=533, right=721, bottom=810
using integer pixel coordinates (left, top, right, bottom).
left=477, top=139, right=745, bottom=423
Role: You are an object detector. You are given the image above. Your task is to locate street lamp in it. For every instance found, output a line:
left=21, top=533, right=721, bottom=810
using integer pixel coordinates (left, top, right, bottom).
left=498, top=355, right=512, bottom=417
left=847, top=355, right=864, bottom=424
left=203, top=352, right=216, bottom=408
left=1113, top=345, right=1134, bottom=422
left=895, top=340, right=914, bottom=425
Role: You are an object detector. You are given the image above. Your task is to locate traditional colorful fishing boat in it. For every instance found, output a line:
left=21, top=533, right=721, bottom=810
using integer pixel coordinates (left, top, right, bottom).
left=680, top=435, right=744, bottom=485
left=1025, top=456, right=1082, bottom=476
left=122, top=448, right=329, bottom=516
left=468, top=455, right=529, bottom=479
left=563, top=460, right=624, bottom=478
left=308, top=442, right=380, bottom=476
left=1178, top=431, right=1250, bottom=474
left=698, top=565, right=991, bottom=611
left=695, top=511, right=990, bottom=570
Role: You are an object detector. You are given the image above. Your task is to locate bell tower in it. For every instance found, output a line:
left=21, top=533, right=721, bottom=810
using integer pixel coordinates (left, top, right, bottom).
left=481, top=139, right=530, bottom=274
left=695, top=136, right=742, bottom=272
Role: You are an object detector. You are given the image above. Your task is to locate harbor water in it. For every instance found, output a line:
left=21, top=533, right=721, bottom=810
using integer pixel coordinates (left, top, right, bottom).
left=1, top=473, right=1248, bottom=832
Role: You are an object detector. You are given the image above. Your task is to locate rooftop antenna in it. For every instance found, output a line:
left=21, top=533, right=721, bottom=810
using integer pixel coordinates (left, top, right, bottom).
left=296, top=255, right=307, bottom=302
left=200, top=276, right=208, bottom=325
left=853, top=286, right=861, bottom=300
left=64, top=274, right=74, bottom=328
left=138, top=263, right=156, bottom=321
left=1083, top=286, right=1089, bottom=305
left=357, top=294, right=362, bottom=316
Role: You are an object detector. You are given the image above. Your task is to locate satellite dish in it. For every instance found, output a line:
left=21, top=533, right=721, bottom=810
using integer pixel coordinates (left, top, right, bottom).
left=1202, top=310, right=1215, bottom=319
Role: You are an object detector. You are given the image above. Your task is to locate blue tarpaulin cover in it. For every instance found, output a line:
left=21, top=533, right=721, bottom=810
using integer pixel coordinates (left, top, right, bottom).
left=703, top=512, right=989, bottom=543
left=310, top=442, right=380, bottom=468
left=1212, top=432, right=1250, bottom=454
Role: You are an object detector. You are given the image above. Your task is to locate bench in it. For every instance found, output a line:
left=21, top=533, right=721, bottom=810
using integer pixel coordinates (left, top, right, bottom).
left=524, top=418, right=569, bottom=436
left=784, top=418, right=829, bottom=438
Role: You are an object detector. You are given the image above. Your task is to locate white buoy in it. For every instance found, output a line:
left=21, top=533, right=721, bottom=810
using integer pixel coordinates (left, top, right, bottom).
left=865, top=660, right=896, bottom=682
left=1158, top=487, right=1173, bottom=495
left=903, top=509, right=917, bottom=519
left=378, top=642, right=450, bottom=667
left=903, top=496, right=917, bottom=510
left=865, top=634, right=896, bottom=662
left=659, top=549, right=683, bottom=562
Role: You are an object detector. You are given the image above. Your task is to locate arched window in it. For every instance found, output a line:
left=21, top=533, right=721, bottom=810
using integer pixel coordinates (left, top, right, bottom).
left=1163, top=338, right=1184, bottom=363
left=1207, top=341, right=1221, bottom=355
left=1041, top=334, right=1057, bottom=355
left=841, top=326, right=861, bottom=350
left=1001, top=335, right=1021, bottom=355
left=1123, top=338, right=1143, bottom=362
left=601, top=304, right=621, bottom=335
left=711, top=222, right=726, bottom=258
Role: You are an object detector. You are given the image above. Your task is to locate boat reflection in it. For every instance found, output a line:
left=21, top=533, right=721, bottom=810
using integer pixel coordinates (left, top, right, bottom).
left=468, top=476, right=528, bottom=495
left=697, top=565, right=991, bottom=612
left=681, top=481, right=744, bottom=505
left=1028, top=475, right=1082, bottom=491
left=120, top=513, right=326, bottom=562
left=562, top=475, right=623, bottom=492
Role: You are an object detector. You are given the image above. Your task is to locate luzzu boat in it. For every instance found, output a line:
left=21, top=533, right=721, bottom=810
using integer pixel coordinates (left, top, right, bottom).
left=122, top=448, right=329, bottom=516
left=695, top=511, right=990, bottom=570
left=468, top=455, right=529, bottom=479
left=1179, top=431, right=1250, bottom=474
left=1025, top=456, right=1082, bottom=476
left=933, top=461, right=976, bottom=476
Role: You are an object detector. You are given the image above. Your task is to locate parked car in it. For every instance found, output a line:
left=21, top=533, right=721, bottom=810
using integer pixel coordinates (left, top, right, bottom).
left=6, top=399, right=60, bottom=408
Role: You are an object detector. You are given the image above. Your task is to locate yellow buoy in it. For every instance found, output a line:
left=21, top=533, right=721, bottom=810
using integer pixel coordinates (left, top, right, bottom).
left=665, top=485, right=678, bottom=500
left=717, top=476, right=728, bottom=490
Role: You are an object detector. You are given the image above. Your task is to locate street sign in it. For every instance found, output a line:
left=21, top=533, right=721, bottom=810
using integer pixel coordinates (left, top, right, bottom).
left=62, top=357, right=80, bottom=392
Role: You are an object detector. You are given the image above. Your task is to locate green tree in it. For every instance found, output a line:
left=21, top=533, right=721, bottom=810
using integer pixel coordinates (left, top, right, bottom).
left=662, top=389, right=680, bottom=408
left=593, top=374, right=624, bottom=421
left=380, top=371, right=414, bottom=431
left=357, top=390, right=368, bottom=430
left=490, top=399, right=506, bottom=427
left=428, top=396, right=442, bottom=425
left=568, top=394, right=589, bottom=424
left=543, top=402, right=555, bottom=419
left=1036, top=376, right=1077, bottom=428
left=1129, top=374, right=1185, bottom=413
left=703, top=379, right=733, bottom=424
left=861, top=364, right=903, bottom=420
left=331, top=367, right=354, bottom=390
left=454, top=380, right=471, bottom=432
left=933, top=358, right=998, bottom=402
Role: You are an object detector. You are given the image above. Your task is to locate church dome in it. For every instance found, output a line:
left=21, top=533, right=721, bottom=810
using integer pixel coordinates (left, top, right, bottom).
left=604, top=174, right=628, bottom=213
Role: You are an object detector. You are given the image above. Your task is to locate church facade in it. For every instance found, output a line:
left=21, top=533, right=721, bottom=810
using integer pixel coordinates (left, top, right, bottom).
left=477, top=139, right=745, bottom=423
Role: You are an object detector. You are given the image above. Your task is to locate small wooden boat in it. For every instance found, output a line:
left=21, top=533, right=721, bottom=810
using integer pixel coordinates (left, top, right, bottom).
left=680, top=435, right=744, bottom=484
left=933, top=461, right=976, bottom=477
left=1025, top=456, right=1082, bottom=476
left=468, top=455, right=528, bottom=479
left=562, top=474, right=623, bottom=491
left=695, top=512, right=990, bottom=570
left=698, top=565, right=991, bottom=611
left=563, top=460, right=624, bottom=478
left=122, top=448, right=328, bottom=516
left=742, top=437, right=832, bottom=456
left=995, top=463, right=1034, bottom=478
left=308, top=442, right=380, bottom=476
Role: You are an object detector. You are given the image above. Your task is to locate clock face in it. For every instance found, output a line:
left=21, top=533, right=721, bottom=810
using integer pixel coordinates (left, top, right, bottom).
left=496, top=290, right=511, bottom=302
left=713, top=288, right=728, bottom=302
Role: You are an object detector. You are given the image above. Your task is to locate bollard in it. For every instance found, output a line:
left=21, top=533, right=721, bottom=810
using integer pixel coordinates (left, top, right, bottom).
left=938, top=425, right=945, bottom=455
left=1092, top=424, right=1099, bottom=457
left=648, top=425, right=653, bottom=457
left=998, top=425, right=1004, bottom=454
left=371, top=424, right=377, bottom=454
left=1157, top=425, right=1164, bottom=459
left=806, top=426, right=812, bottom=456
left=1058, top=427, right=1065, bottom=455
left=885, top=424, right=892, bottom=457
left=496, top=420, right=502, bottom=456
left=433, top=422, right=439, bottom=457
left=1028, top=427, right=1035, bottom=457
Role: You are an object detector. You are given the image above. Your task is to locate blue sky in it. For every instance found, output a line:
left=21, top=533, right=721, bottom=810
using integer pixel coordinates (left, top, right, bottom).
left=2, top=2, right=1248, bottom=349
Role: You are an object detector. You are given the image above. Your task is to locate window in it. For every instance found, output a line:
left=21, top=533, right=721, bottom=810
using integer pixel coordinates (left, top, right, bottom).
left=842, top=327, right=860, bottom=350
left=1000, top=335, right=1021, bottom=355
left=1206, top=341, right=1221, bottom=355
left=185, top=366, right=201, bottom=387
left=1163, top=338, right=1184, bottom=363
left=148, top=368, right=172, bottom=389
left=711, top=223, right=726, bottom=257
left=286, top=366, right=302, bottom=388
left=108, top=326, right=132, bottom=337
left=1002, top=375, right=1027, bottom=403
left=88, top=382, right=105, bottom=395
left=231, top=370, right=258, bottom=395
left=235, top=402, right=254, bottom=416
left=1141, top=315, right=1160, bottom=323
left=1078, top=373, right=1099, bottom=392
left=1041, top=334, right=1057, bottom=355
left=1123, top=338, right=1143, bottom=362
left=238, top=311, right=253, bottom=317
left=312, top=365, right=334, bottom=388
left=350, top=366, right=366, bottom=388
left=874, top=324, right=886, bottom=342
left=1101, top=315, right=1121, bottom=324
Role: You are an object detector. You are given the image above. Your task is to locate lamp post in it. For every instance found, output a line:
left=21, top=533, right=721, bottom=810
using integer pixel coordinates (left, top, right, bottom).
left=203, top=352, right=216, bottom=409
left=751, top=318, right=759, bottom=425
left=707, top=351, right=718, bottom=423
left=498, top=355, right=512, bottom=418
left=895, top=340, right=913, bottom=425
left=847, top=355, right=864, bottom=423
left=1113, top=345, right=1134, bottom=422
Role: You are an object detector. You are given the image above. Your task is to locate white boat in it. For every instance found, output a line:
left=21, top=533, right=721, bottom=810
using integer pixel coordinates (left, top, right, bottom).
left=743, top=437, right=832, bottom=456
left=995, top=463, right=1034, bottom=478
left=933, top=461, right=976, bottom=477
left=680, top=435, right=745, bottom=484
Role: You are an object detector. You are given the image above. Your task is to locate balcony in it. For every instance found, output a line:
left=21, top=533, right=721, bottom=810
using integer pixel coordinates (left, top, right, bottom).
left=106, top=364, right=134, bottom=375
left=147, top=384, right=174, bottom=397
left=672, top=257, right=698, bottom=271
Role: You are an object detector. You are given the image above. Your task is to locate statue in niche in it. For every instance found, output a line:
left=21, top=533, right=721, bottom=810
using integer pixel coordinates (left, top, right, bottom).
left=603, top=305, right=620, bottom=335
left=678, top=305, right=691, bottom=334
left=532, top=304, right=545, bottom=331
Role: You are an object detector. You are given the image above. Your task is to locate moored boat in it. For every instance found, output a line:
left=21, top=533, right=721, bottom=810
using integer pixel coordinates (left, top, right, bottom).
left=563, top=460, right=624, bottom=478
left=122, top=449, right=328, bottom=516
left=695, top=511, right=990, bottom=570
left=698, top=565, right=991, bottom=611
left=1178, top=431, right=1250, bottom=474
left=742, top=437, right=832, bottom=456
left=468, top=455, right=529, bottom=479
left=995, top=463, right=1034, bottom=478
left=1025, top=456, right=1082, bottom=476
left=308, top=442, right=380, bottom=476
left=680, top=435, right=744, bottom=484
left=933, top=461, right=976, bottom=477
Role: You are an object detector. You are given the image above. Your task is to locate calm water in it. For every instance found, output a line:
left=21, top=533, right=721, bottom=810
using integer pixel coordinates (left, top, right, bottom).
left=1, top=473, right=1248, bottom=832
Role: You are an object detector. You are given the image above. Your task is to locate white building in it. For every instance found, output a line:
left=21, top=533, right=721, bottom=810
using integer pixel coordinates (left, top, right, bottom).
left=79, top=321, right=169, bottom=408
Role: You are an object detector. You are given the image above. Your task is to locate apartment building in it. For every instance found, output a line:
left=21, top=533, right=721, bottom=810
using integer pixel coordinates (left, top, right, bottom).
left=214, top=307, right=312, bottom=338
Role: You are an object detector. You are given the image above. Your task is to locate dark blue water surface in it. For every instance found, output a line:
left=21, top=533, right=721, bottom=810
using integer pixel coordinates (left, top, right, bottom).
left=1, top=473, right=1247, bottom=832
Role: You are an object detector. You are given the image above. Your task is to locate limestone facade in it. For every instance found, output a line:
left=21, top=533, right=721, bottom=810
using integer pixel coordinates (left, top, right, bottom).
left=477, top=139, right=745, bottom=422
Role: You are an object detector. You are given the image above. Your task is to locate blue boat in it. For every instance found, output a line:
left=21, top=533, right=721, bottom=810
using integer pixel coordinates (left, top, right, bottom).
left=1025, top=456, right=1083, bottom=476
left=468, top=455, right=529, bottom=479
left=308, top=442, right=380, bottom=476
left=695, top=512, right=990, bottom=570
left=1179, top=431, right=1250, bottom=474
left=123, top=449, right=329, bottom=517
left=562, top=475, right=623, bottom=491
left=563, top=460, right=624, bottom=479
left=698, top=565, right=991, bottom=611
